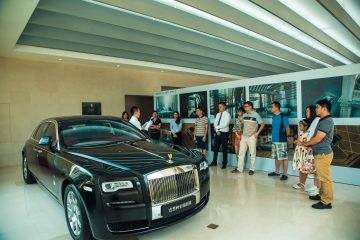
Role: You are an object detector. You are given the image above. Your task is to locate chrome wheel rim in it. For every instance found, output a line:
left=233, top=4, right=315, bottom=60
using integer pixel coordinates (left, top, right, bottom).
left=66, top=191, right=82, bottom=236
left=23, top=157, right=28, bottom=179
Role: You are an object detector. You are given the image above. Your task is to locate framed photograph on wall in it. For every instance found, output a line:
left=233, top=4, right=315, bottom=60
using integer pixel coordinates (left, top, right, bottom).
left=82, top=102, right=101, bottom=115
left=209, top=87, right=246, bottom=119
left=155, top=94, right=178, bottom=118
left=179, top=91, right=208, bottom=118
left=301, top=74, right=360, bottom=118
left=249, top=81, right=297, bottom=118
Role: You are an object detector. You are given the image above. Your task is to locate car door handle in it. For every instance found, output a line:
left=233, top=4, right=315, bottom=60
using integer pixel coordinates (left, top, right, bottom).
left=33, top=148, right=43, bottom=153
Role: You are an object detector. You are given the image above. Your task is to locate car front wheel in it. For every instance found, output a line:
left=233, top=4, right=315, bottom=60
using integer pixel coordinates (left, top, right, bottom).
left=22, top=156, right=36, bottom=184
left=64, top=184, right=94, bottom=240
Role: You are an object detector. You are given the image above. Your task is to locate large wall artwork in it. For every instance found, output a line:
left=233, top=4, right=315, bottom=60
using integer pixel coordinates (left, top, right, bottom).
left=155, top=94, right=178, bottom=118
left=209, top=87, right=246, bottom=119
left=249, top=81, right=297, bottom=118
left=179, top=91, right=208, bottom=118
left=302, top=74, right=360, bottom=118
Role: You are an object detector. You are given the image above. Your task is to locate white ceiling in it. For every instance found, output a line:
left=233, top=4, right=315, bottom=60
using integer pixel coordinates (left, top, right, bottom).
left=1, top=0, right=359, bottom=80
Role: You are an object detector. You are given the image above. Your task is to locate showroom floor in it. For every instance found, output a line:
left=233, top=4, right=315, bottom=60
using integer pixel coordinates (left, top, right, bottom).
left=0, top=166, right=359, bottom=240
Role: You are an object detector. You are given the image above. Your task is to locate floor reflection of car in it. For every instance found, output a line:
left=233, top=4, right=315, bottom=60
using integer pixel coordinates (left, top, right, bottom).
left=22, top=116, right=210, bottom=240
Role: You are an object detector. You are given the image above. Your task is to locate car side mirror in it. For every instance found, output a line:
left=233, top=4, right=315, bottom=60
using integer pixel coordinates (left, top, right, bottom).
left=39, top=136, right=51, bottom=146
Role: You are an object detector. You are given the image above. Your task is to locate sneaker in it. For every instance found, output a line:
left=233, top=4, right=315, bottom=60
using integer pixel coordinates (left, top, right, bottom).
left=305, top=185, right=317, bottom=192
left=308, top=188, right=319, bottom=196
left=280, top=175, right=288, bottom=181
left=231, top=168, right=240, bottom=173
left=209, top=162, right=217, bottom=167
left=221, top=165, right=227, bottom=169
left=292, top=183, right=305, bottom=189
left=249, top=170, right=255, bottom=175
left=309, top=194, right=321, bottom=201
left=312, top=202, right=332, bottom=209
left=268, top=172, right=280, bottom=176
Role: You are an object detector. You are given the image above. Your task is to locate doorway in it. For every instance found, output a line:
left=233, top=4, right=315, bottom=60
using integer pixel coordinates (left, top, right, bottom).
left=125, top=95, right=154, bottom=124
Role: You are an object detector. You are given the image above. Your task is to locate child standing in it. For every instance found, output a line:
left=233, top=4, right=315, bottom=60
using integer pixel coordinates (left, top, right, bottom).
left=292, top=119, right=316, bottom=188
left=232, top=107, right=245, bottom=173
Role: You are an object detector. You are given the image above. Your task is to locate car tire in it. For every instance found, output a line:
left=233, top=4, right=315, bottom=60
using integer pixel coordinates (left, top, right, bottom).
left=64, top=184, right=94, bottom=240
left=22, top=156, right=36, bottom=184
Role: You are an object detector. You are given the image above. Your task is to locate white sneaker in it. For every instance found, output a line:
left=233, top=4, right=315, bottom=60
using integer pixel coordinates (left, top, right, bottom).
left=292, top=183, right=305, bottom=189
left=305, top=185, right=317, bottom=192
left=308, top=188, right=319, bottom=196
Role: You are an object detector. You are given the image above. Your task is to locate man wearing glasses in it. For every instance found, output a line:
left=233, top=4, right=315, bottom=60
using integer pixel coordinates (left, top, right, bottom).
left=236, top=101, right=265, bottom=175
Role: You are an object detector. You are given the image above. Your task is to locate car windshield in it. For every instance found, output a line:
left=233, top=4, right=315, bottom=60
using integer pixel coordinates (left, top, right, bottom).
left=59, top=119, right=146, bottom=148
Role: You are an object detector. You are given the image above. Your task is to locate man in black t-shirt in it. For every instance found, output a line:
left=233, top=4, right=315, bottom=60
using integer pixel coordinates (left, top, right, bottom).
left=149, top=111, right=162, bottom=140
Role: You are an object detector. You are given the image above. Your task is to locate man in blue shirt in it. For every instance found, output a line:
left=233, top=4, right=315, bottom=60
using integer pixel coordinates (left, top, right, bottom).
left=268, top=101, right=291, bottom=181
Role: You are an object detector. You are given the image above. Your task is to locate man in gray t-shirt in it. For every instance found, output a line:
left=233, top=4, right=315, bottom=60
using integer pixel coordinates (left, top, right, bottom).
left=312, top=116, right=334, bottom=155
left=236, top=101, right=264, bottom=175
left=297, top=99, right=334, bottom=210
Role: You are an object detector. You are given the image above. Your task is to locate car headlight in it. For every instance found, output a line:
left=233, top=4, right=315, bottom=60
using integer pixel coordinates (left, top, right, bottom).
left=101, top=181, right=134, bottom=192
left=200, top=161, right=209, bottom=171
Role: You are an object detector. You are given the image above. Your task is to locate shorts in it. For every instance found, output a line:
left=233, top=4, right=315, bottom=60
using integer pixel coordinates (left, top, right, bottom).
left=196, top=136, right=207, bottom=149
left=271, top=142, right=288, bottom=160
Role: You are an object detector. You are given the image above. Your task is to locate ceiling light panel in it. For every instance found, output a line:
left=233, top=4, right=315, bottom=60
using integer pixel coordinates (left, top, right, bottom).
left=220, top=0, right=352, bottom=64
left=155, top=0, right=333, bottom=67
left=336, top=0, right=360, bottom=27
left=279, top=0, right=360, bottom=57
left=84, top=0, right=311, bottom=68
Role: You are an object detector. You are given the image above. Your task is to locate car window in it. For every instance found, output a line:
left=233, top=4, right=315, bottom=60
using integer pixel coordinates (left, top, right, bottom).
left=59, top=119, right=146, bottom=148
left=33, top=123, right=50, bottom=141
left=45, top=123, right=57, bottom=145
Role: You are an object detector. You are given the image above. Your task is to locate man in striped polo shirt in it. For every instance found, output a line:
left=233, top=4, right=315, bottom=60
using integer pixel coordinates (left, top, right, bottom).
left=194, top=107, right=209, bottom=155
left=237, top=101, right=265, bottom=175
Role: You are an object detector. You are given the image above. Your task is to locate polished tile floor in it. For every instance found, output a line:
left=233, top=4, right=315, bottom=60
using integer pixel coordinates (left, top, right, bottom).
left=0, top=165, right=359, bottom=240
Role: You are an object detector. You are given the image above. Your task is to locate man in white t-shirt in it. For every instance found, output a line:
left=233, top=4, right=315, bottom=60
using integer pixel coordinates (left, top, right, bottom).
left=129, top=106, right=142, bottom=130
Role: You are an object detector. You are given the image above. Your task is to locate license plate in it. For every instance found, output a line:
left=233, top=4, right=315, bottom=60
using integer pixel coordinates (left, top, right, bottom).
left=161, top=196, right=196, bottom=218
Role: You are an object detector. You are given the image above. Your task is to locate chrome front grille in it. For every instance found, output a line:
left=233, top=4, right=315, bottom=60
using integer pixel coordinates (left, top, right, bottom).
left=147, top=165, right=199, bottom=205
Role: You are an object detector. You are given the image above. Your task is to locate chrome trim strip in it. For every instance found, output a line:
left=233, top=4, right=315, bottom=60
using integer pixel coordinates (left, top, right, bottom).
left=106, top=224, right=149, bottom=233
left=147, top=165, right=193, bottom=180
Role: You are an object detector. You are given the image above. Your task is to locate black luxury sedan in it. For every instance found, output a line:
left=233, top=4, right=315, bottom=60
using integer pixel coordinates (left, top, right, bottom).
left=22, top=116, right=210, bottom=240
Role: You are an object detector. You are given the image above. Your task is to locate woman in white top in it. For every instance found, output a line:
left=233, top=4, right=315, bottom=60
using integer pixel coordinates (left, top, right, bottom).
left=293, top=105, right=320, bottom=195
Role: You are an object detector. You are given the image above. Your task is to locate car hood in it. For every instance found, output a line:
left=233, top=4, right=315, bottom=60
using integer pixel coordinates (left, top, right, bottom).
left=64, top=140, right=201, bottom=175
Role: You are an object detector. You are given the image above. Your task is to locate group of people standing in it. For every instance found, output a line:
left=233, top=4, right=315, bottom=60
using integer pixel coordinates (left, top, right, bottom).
left=123, top=98, right=335, bottom=210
